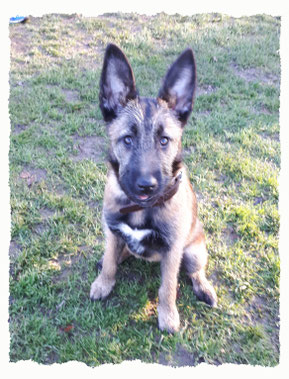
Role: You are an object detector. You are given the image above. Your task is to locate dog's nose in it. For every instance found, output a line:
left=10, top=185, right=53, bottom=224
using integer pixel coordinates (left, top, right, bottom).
left=137, top=176, right=157, bottom=193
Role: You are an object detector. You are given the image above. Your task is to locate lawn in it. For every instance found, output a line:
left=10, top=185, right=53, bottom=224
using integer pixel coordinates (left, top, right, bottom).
left=9, top=13, right=280, bottom=366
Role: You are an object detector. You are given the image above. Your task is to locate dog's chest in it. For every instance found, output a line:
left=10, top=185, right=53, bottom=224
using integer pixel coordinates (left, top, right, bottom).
left=106, top=208, right=172, bottom=258
left=129, top=210, right=171, bottom=250
left=128, top=210, right=146, bottom=228
left=128, top=209, right=158, bottom=235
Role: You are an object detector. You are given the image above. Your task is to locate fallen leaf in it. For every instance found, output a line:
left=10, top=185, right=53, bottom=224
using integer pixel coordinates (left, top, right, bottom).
left=20, top=171, right=31, bottom=179
left=63, top=324, right=74, bottom=333
left=27, top=175, right=36, bottom=186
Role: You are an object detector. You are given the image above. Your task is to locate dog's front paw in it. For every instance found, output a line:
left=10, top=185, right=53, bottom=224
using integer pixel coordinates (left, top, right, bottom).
left=126, top=238, right=145, bottom=255
left=157, top=305, right=180, bottom=333
left=90, top=276, right=115, bottom=300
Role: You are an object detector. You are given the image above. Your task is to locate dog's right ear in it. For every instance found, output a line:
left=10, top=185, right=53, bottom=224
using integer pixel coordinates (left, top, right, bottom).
left=99, top=44, right=138, bottom=122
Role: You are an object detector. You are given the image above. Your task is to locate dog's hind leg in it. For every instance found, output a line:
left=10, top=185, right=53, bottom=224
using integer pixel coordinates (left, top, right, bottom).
left=183, top=228, right=217, bottom=307
left=90, top=229, right=124, bottom=300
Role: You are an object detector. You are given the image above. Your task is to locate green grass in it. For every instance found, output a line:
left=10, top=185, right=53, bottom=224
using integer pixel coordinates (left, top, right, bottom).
left=9, top=13, right=280, bottom=366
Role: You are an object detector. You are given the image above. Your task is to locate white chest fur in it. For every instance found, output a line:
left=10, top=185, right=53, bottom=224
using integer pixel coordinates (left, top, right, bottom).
left=118, top=222, right=162, bottom=262
left=118, top=223, right=152, bottom=242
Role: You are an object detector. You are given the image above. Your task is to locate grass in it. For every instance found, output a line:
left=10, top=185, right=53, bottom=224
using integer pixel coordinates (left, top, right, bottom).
left=9, top=13, right=280, bottom=366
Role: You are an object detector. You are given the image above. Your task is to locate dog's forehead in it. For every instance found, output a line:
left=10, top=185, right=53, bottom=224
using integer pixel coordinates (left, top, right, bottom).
left=139, top=98, right=159, bottom=120
left=109, top=97, right=182, bottom=139
left=140, top=98, right=183, bottom=138
left=125, top=97, right=166, bottom=124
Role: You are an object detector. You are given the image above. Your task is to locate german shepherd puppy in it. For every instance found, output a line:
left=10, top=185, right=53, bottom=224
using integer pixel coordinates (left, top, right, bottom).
left=90, top=44, right=217, bottom=333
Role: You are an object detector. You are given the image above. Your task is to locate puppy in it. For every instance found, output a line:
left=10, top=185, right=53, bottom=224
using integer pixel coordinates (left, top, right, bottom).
left=90, top=44, right=217, bottom=333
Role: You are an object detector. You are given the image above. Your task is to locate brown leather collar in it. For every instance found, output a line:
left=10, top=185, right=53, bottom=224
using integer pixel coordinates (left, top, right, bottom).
left=119, top=171, right=182, bottom=214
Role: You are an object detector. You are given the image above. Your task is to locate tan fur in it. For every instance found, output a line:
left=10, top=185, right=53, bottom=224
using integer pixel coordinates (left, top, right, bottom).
left=90, top=229, right=121, bottom=299
left=90, top=45, right=217, bottom=333
left=91, top=164, right=217, bottom=332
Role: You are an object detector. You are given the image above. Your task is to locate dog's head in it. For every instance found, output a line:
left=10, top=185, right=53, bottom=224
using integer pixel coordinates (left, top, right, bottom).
left=99, top=44, right=196, bottom=206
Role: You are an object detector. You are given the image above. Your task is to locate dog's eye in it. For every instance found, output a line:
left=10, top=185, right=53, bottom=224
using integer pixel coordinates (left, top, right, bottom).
left=124, top=136, right=133, bottom=145
left=160, top=137, right=169, bottom=146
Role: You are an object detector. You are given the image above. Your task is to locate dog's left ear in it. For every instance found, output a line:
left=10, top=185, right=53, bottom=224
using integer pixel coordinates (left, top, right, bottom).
left=99, top=44, right=138, bottom=122
left=158, top=48, right=196, bottom=126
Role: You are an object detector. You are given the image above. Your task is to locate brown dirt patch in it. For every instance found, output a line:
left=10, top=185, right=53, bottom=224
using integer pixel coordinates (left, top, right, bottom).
left=87, top=200, right=100, bottom=209
left=231, top=64, right=279, bottom=86
left=72, top=134, right=106, bottom=163
left=34, top=223, right=50, bottom=235
left=215, top=173, right=229, bottom=183
left=9, top=20, right=32, bottom=55
left=62, top=89, right=80, bottom=103
left=11, top=124, right=28, bottom=135
left=196, top=84, right=216, bottom=96
left=53, top=250, right=90, bottom=282
left=251, top=105, right=273, bottom=116
left=9, top=240, right=22, bottom=259
left=246, top=296, right=279, bottom=327
left=260, top=131, right=279, bottom=142
left=33, top=208, right=55, bottom=235
left=244, top=295, right=279, bottom=352
left=39, top=207, right=55, bottom=220
left=19, top=167, right=47, bottom=185
left=222, top=225, right=239, bottom=246
left=158, top=344, right=195, bottom=367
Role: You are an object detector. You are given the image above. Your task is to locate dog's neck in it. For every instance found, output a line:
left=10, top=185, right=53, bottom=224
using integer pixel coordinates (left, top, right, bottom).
left=119, top=171, right=182, bottom=214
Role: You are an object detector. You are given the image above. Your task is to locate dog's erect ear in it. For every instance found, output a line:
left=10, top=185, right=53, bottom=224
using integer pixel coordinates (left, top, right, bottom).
left=99, top=44, right=138, bottom=122
left=158, top=48, right=196, bottom=126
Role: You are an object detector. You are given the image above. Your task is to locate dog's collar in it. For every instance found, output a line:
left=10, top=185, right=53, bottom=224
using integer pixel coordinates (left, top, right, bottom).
left=119, top=171, right=182, bottom=214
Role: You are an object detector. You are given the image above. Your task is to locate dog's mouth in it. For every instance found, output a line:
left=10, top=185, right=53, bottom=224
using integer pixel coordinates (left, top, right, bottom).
left=132, top=193, right=158, bottom=206
left=121, top=177, right=179, bottom=207
left=119, top=172, right=182, bottom=214
left=122, top=188, right=163, bottom=207
left=120, top=181, right=163, bottom=206
left=137, top=194, right=150, bottom=201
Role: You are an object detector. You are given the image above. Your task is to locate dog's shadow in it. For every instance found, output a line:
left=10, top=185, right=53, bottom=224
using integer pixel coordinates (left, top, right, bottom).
left=96, top=255, right=210, bottom=313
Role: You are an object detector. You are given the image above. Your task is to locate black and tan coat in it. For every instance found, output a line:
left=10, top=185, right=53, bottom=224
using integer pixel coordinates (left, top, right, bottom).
left=90, top=44, right=217, bottom=333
